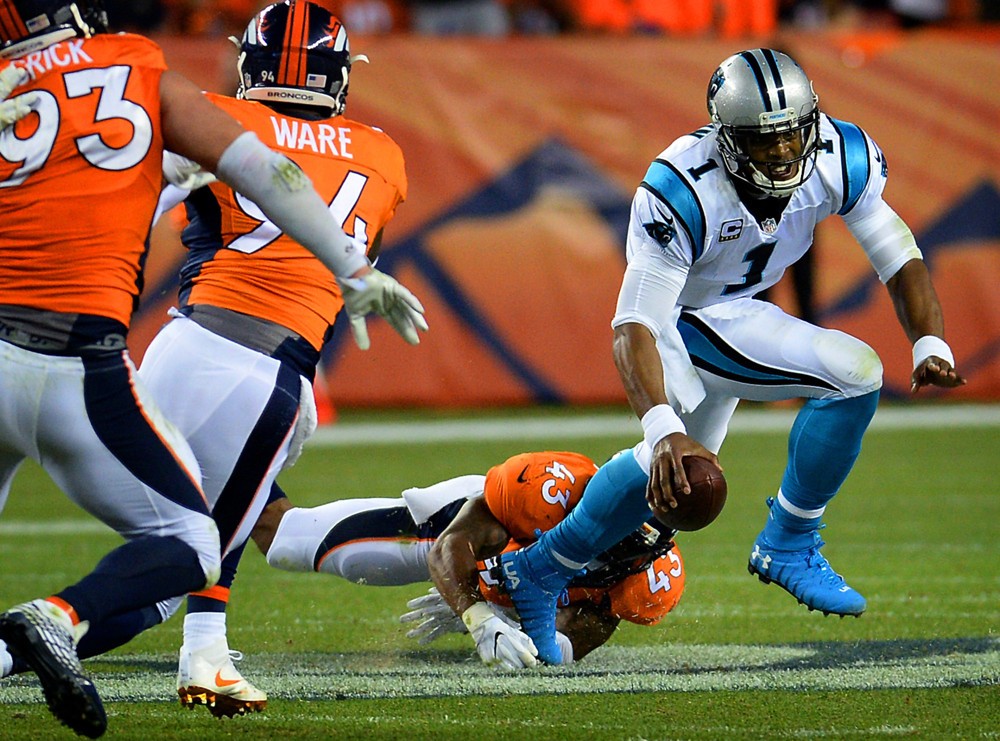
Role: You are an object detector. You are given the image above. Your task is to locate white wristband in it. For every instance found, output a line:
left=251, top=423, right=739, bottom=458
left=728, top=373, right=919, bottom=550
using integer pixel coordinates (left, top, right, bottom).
left=912, top=336, right=954, bottom=370
left=641, top=404, right=685, bottom=450
left=461, top=602, right=494, bottom=631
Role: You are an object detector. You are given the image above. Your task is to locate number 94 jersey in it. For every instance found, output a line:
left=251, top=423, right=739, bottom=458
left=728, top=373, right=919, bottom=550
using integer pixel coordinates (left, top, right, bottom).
left=180, top=93, right=407, bottom=351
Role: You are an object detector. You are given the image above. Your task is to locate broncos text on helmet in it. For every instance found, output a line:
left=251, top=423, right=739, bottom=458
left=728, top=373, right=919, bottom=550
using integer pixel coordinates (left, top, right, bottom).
left=707, top=48, right=820, bottom=198
left=236, top=0, right=354, bottom=117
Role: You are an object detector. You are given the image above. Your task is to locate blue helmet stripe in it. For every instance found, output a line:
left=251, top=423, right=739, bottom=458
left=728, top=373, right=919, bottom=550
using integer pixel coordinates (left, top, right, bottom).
left=641, top=159, right=707, bottom=261
left=739, top=50, right=773, bottom=112
left=761, top=49, right=786, bottom=109
left=830, top=118, right=871, bottom=215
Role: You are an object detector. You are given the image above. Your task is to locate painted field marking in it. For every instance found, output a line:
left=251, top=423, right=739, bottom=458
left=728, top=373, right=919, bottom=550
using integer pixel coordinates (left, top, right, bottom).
left=1, top=638, right=996, bottom=704
left=308, top=404, right=1000, bottom=447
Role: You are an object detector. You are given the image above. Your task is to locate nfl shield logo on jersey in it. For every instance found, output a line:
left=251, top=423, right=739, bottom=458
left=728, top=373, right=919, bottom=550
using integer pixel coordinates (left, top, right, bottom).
left=761, top=218, right=778, bottom=235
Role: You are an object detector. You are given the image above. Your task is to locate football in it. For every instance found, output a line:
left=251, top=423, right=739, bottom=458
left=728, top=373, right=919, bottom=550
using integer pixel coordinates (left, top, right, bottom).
left=651, top=456, right=727, bottom=532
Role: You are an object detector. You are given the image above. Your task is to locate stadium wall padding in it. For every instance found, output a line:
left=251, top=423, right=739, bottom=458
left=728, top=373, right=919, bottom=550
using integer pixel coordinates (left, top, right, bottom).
left=136, top=29, right=1000, bottom=408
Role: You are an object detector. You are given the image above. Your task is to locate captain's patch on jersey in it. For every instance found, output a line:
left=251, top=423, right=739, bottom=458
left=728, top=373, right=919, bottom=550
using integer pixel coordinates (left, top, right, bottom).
left=644, top=218, right=676, bottom=249
left=720, top=219, right=743, bottom=242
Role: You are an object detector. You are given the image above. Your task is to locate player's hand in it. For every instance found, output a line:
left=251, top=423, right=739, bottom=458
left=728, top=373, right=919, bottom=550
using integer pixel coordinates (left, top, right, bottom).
left=339, top=269, right=429, bottom=351
left=400, top=588, right=466, bottom=644
left=911, top=356, right=966, bottom=393
left=647, top=432, right=718, bottom=512
left=162, top=151, right=217, bottom=190
left=0, top=64, right=37, bottom=128
left=462, top=602, right=538, bottom=670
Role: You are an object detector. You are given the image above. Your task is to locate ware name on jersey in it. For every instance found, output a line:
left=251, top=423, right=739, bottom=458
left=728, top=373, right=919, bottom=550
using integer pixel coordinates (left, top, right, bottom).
left=180, top=93, right=407, bottom=350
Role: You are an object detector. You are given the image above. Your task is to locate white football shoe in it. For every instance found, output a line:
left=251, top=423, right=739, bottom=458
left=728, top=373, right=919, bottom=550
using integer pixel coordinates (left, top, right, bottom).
left=177, top=638, right=267, bottom=718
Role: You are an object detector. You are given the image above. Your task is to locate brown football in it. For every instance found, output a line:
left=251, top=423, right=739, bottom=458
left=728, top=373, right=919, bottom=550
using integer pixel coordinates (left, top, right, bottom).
left=652, top=456, right=728, bottom=532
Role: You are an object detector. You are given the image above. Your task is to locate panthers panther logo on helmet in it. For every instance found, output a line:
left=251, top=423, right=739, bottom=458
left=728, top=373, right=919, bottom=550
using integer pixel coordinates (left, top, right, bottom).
left=0, top=0, right=108, bottom=58
left=236, top=0, right=354, bottom=117
left=707, top=48, right=820, bottom=198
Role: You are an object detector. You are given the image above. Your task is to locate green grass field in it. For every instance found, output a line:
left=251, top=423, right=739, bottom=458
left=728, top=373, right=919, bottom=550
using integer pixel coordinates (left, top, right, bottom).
left=1, top=405, right=998, bottom=740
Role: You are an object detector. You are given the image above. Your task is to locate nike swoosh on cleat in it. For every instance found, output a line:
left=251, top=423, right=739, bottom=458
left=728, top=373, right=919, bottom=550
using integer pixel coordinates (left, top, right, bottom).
left=516, top=465, right=529, bottom=484
left=215, top=670, right=241, bottom=688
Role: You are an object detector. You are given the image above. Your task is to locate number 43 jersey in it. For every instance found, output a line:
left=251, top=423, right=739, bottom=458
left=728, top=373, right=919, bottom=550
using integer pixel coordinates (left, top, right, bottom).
left=179, top=93, right=407, bottom=352
left=623, top=113, right=889, bottom=312
left=0, top=34, right=166, bottom=328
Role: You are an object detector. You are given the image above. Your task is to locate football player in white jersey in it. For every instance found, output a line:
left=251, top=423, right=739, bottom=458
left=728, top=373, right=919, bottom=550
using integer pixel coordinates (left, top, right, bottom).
left=495, top=48, right=965, bottom=665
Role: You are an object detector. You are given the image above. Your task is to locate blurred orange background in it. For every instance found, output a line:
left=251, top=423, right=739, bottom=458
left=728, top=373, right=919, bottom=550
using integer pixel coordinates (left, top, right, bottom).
left=136, top=28, right=1000, bottom=409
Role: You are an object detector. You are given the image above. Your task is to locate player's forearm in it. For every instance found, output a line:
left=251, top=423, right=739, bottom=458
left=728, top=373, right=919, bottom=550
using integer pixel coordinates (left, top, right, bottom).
left=426, top=535, right=485, bottom=616
left=613, top=322, right=671, bottom=418
left=886, top=259, right=946, bottom=343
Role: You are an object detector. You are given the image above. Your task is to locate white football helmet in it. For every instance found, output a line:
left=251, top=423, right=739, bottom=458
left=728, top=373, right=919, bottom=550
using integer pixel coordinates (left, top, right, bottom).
left=707, top=49, right=820, bottom=197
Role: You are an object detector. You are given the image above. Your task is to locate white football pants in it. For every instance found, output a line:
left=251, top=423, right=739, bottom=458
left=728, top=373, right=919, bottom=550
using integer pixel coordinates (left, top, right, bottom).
left=138, top=316, right=313, bottom=559
left=0, top=339, right=220, bottom=581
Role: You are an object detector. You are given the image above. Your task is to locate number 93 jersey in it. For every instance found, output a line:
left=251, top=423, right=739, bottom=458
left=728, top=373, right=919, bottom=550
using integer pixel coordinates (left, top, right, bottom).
left=179, top=93, right=407, bottom=351
left=626, top=113, right=889, bottom=310
left=0, top=34, right=166, bottom=327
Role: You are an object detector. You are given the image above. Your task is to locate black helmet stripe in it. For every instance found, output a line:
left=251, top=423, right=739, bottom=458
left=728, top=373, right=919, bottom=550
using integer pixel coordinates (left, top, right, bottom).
left=739, top=50, right=776, bottom=113
left=761, top=48, right=787, bottom=109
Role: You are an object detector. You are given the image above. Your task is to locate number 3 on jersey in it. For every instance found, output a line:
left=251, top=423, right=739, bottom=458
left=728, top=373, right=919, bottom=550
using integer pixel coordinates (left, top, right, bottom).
left=1, top=65, right=152, bottom=187
left=227, top=169, right=370, bottom=254
left=646, top=550, right=682, bottom=594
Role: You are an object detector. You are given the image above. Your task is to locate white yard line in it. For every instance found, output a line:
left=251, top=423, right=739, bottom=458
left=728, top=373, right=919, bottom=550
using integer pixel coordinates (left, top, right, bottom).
left=3, top=404, right=995, bottom=537
left=308, top=404, right=1000, bottom=447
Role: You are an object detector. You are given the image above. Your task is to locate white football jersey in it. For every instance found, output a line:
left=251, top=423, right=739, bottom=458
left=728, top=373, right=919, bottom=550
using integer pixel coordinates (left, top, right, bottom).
left=621, top=113, right=888, bottom=314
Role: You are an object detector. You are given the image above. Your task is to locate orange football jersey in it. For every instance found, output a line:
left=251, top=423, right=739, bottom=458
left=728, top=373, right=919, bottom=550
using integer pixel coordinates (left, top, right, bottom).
left=0, top=34, right=167, bottom=327
left=478, top=451, right=685, bottom=625
left=482, top=451, right=598, bottom=543
left=180, top=93, right=407, bottom=350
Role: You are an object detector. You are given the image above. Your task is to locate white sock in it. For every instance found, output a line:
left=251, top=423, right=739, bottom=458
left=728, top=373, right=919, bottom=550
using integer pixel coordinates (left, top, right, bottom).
left=183, top=612, right=227, bottom=652
left=0, top=640, right=12, bottom=678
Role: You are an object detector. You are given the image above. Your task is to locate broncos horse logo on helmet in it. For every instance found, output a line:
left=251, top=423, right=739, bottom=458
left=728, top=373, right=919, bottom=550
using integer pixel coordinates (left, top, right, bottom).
left=0, top=0, right=107, bottom=58
left=236, top=0, right=354, bottom=117
left=707, top=48, right=820, bottom=198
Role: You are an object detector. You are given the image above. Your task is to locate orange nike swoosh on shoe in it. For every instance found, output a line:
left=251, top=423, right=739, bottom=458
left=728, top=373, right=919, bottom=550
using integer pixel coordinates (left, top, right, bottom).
left=215, top=670, right=242, bottom=688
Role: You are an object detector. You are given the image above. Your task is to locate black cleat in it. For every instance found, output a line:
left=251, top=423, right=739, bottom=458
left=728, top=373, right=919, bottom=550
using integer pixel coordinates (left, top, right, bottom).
left=0, top=600, right=106, bottom=738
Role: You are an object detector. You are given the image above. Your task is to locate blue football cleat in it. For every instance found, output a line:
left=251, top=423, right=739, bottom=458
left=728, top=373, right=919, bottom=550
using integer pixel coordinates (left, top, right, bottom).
left=499, top=547, right=566, bottom=665
left=748, top=531, right=867, bottom=617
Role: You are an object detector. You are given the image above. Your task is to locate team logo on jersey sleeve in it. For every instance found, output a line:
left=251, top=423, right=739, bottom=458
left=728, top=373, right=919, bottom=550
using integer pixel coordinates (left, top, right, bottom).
left=644, top=218, right=676, bottom=249
left=720, top=219, right=743, bottom=242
